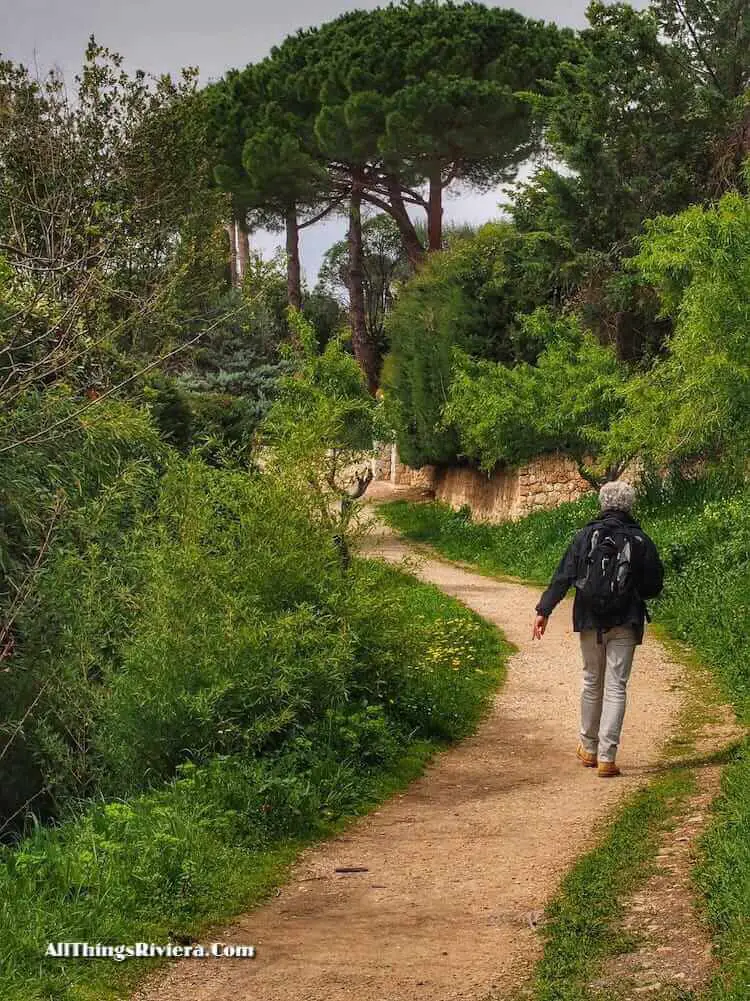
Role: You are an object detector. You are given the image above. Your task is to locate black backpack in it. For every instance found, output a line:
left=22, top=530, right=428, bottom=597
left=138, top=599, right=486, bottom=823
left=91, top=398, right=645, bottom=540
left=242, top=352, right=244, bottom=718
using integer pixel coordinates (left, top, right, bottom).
left=575, top=521, right=638, bottom=623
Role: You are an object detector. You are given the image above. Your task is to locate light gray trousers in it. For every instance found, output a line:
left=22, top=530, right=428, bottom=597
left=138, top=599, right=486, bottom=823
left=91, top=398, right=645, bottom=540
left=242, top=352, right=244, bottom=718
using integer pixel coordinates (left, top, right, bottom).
left=579, top=625, right=637, bottom=763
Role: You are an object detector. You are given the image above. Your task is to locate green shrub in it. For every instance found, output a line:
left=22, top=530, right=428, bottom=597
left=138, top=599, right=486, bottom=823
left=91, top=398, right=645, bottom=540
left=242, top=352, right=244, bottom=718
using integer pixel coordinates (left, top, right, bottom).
left=0, top=561, right=507, bottom=1001
left=611, top=185, right=750, bottom=471
left=444, top=309, right=628, bottom=474
left=3, top=433, right=508, bottom=826
left=385, top=223, right=571, bottom=467
left=1, top=459, right=162, bottom=821
left=0, top=391, right=166, bottom=577
left=0, top=396, right=167, bottom=825
left=95, top=458, right=356, bottom=794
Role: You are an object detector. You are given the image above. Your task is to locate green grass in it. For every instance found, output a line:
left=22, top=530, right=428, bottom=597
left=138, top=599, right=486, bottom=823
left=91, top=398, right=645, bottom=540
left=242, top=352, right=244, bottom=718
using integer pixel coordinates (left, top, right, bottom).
left=694, top=744, right=750, bottom=1001
left=0, top=562, right=511, bottom=1001
left=533, top=769, right=696, bottom=1001
left=379, top=495, right=599, bottom=586
left=379, top=480, right=750, bottom=1001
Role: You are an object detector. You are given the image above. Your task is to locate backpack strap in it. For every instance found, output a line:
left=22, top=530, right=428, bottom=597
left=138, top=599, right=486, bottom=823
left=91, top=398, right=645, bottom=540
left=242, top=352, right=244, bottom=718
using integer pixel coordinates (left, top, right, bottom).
left=574, top=524, right=601, bottom=589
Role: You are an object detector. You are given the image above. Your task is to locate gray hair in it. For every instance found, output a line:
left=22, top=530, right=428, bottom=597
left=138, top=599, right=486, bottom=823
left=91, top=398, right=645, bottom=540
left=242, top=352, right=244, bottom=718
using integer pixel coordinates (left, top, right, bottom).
left=599, top=480, right=636, bottom=513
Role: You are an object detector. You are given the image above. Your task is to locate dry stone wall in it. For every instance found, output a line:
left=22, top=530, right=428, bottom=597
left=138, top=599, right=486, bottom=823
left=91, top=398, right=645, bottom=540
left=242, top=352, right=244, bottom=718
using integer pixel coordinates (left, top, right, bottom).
left=373, top=444, right=594, bottom=522
left=517, top=454, right=593, bottom=516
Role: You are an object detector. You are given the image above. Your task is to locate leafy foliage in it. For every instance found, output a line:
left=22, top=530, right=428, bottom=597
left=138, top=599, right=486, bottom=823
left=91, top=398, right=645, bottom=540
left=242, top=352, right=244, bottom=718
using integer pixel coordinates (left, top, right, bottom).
left=445, top=310, right=628, bottom=477
left=609, top=185, right=750, bottom=469
left=209, top=0, right=575, bottom=292
left=0, top=552, right=507, bottom=1001
left=506, top=0, right=750, bottom=363
left=0, top=396, right=167, bottom=823
left=0, top=41, right=229, bottom=396
left=525, top=3, right=712, bottom=253
left=385, top=224, right=579, bottom=467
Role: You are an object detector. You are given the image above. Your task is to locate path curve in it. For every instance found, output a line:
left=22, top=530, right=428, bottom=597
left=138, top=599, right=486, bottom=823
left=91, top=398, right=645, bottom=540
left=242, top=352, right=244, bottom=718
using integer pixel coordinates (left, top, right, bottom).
left=133, top=498, right=685, bottom=1001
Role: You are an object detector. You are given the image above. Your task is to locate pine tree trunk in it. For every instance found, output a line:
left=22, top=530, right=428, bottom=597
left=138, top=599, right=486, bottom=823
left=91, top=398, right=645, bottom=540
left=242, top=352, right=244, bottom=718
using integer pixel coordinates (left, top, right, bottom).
left=348, top=182, right=379, bottom=394
left=285, top=205, right=302, bottom=310
left=236, top=218, right=250, bottom=283
left=385, top=175, right=426, bottom=270
left=427, top=164, right=443, bottom=251
left=226, top=219, right=239, bottom=287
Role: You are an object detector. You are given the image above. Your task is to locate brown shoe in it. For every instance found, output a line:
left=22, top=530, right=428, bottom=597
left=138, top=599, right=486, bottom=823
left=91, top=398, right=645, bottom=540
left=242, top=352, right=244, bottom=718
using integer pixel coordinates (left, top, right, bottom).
left=598, top=761, right=621, bottom=778
left=576, top=744, right=597, bottom=768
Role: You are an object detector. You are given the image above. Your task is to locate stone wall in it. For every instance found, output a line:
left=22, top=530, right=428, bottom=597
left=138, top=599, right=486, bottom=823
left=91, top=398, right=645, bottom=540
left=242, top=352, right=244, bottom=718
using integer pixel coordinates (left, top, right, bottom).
left=370, top=441, right=394, bottom=483
left=391, top=451, right=438, bottom=492
left=373, top=443, right=594, bottom=522
left=516, top=454, right=593, bottom=517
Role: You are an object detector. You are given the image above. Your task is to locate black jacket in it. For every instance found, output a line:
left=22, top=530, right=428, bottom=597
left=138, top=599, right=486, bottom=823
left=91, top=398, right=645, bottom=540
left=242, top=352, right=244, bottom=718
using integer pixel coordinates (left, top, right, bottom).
left=535, top=509, right=664, bottom=644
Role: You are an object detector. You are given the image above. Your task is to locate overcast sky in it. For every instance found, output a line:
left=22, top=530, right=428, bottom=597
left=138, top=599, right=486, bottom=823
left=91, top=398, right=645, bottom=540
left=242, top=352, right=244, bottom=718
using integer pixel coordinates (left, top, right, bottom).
left=1, top=0, right=641, bottom=283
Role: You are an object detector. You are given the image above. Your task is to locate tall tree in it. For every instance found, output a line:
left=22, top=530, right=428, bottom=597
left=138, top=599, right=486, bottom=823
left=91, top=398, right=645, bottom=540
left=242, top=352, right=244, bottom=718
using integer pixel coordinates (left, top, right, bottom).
left=653, top=0, right=750, bottom=190
left=521, top=3, right=716, bottom=252
left=508, top=0, right=750, bottom=360
left=207, top=46, right=335, bottom=310
left=310, top=3, right=574, bottom=385
left=318, top=213, right=410, bottom=356
left=0, top=39, right=229, bottom=396
left=379, top=2, right=573, bottom=250
left=208, top=2, right=575, bottom=381
left=311, top=62, right=383, bottom=388
left=345, top=182, right=379, bottom=392
left=517, top=0, right=750, bottom=253
left=314, top=3, right=575, bottom=256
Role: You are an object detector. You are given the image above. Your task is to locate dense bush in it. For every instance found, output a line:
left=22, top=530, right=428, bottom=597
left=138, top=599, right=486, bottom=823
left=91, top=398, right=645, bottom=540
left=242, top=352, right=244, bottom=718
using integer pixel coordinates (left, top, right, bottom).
left=384, top=255, right=465, bottom=468
left=0, top=549, right=506, bottom=1001
left=95, top=459, right=360, bottom=795
left=0, top=401, right=168, bottom=824
left=385, top=223, right=571, bottom=467
left=389, top=181, right=750, bottom=482
left=163, top=273, right=294, bottom=457
left=4, top=441, right=508, bottom=818
left=148, top=380, right=273, bottom=461
left=611, top=185, right=750, bottom=470
left=444, top=309, right=628, bottom=477
left=0, top=345, right=514, bottom=999
left=0, top=393, right=166, bottom=576
left=0, top=333, right=372, bottom=826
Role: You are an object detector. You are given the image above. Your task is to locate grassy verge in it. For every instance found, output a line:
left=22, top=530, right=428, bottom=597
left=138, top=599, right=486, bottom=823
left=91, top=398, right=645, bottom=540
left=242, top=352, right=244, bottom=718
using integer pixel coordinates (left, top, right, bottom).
left=530, top=672, right=739, bottom=1001
left=379, top=485, right=750, bottom=1001
left=533, top=769, right=696, bottom=1001
left=378, top=496, right=598, bottom=586
left=694, top=745, right=750, bottom=1001
left=0, top=561, right=511, bottom=1001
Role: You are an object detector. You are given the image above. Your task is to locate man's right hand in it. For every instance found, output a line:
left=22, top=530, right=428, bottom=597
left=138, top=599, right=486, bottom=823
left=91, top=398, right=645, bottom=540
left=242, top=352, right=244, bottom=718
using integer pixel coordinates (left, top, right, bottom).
left=532, top=614, right=548, bottom=640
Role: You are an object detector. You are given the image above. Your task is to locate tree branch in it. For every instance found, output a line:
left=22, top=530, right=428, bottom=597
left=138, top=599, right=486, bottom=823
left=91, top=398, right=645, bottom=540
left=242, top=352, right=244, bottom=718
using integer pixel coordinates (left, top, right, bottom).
left=0, top=302, right=247, bottom=454
left=298, top=198, right=344, bottom=230
left=672, top=0, right=722, bottom=91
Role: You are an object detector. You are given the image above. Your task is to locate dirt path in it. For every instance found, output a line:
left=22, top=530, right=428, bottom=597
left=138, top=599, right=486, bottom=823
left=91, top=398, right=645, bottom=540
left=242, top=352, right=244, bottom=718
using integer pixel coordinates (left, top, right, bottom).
left=133, top=500, right=687, bottom=1001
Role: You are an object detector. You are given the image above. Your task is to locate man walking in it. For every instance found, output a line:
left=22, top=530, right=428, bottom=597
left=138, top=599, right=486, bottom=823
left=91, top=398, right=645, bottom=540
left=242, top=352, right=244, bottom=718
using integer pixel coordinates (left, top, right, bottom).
left=532, top=481, right=664, bottom=777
